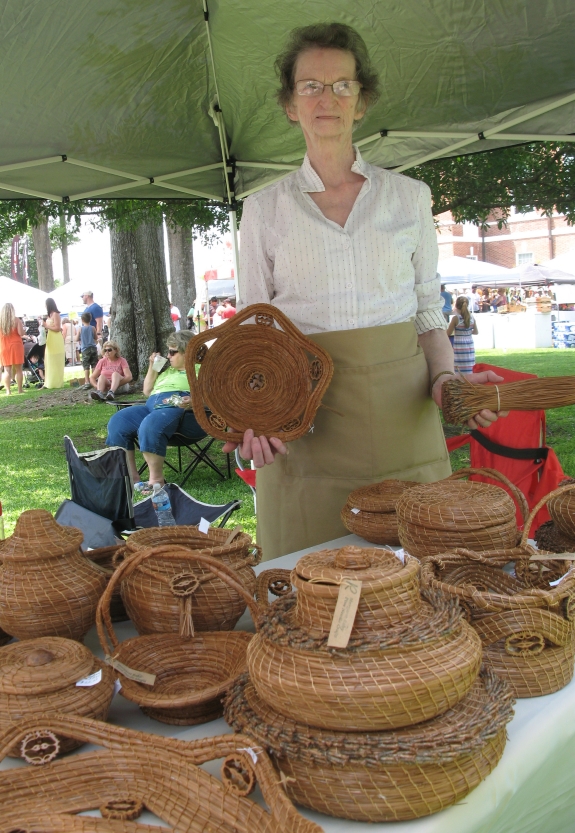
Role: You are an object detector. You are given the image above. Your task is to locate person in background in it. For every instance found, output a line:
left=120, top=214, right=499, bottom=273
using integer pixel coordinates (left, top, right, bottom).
left=170, top=303, right=181, bottom=331
left=218, top=298, right=237, bottom=320
left=440, top=284, right=453, bottom=323
left=81, top=291, right=104, bottom=339
left=89, top=340, right=132, bottom=401
left=79, top=312, right=99, bottom=390
left=43, top=298, right=65, bottom=389
left=469, top=285, right=481, bottom=313
left=61, top=317, right=77, bottom=365
left=207, top=296, right=219, bottom=327
left=447, top=296, right=478, bottom=374
left=0, top=303, right=24, bottom=395
left=492, top=288, right=508, bottom=310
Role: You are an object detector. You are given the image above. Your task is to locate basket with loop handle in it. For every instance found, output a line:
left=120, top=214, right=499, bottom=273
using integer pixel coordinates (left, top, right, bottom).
left=97, top=546, right=262, bottom=725
left=420, top=484, right=575, bottom=697
left=340, top=479, right=418, bottom=545
left=0, top=713, right=324, bottom=833
left=225, top=666, right=514, bottom=823
left=396, top=467, right=529, bottom=559
left=122, top=526, right=260, bottom=633
left=85, top=544, right=129, bottom=622
left=185, top=302, right=334, bottom=443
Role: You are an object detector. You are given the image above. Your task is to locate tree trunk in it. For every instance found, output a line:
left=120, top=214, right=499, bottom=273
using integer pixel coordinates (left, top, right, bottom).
left=32, top=220, right=54, bottom=292
left=109, top=221, right=173, bottom=381
left=59, top=209, right=71, bottom=284
left=167, top=223, right=196, bottom=324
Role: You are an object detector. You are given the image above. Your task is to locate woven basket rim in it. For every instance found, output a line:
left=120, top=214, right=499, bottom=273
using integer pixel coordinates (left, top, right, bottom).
left=345, top=479, right=418, bottom=513
left=293, top=545, right=408, bottom=584
left=396, top=481, right=515, bottom=532
left=0, top=509, right=83, bottom=559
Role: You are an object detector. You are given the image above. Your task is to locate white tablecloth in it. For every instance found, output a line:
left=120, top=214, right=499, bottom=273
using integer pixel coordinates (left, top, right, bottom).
left=3, top=533, right=575, bottom=833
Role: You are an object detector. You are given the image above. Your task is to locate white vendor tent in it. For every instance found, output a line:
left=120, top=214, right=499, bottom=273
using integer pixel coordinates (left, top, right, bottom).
left=546, top=248, right=575, bottom=276
left=437, top=257, right=511, bottom=284
left=48, top=277, right=112, bottom=316
left=0, top=276, right=47, bottom=317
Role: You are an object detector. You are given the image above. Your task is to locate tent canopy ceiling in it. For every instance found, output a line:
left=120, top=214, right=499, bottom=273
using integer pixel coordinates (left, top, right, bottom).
left=1, top=0, right=575, bottom=203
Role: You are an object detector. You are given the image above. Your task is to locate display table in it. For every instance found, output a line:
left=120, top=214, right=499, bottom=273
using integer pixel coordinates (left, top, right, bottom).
left=2, top=533, right=575, bottom=833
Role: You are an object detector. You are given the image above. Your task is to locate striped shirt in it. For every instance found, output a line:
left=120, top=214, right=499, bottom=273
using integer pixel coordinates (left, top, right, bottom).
left=238, top=145, right=446, bottom=336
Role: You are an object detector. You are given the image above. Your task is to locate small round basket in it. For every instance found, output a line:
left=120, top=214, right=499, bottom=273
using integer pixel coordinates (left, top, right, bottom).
left=123, top=527, right=260, bottom=634
left=341, top=479, right=417, bottom=545
left=396, top=467, right=528, bottom=559
left=97, top=547, right=262, bottom=725
left=185, top=303, right=334, bottom=444
left=0, top=636, right=115, bottom=758
left=224, top=667, right=514, bottom=823
left=547, top=478, right=575, bottom=537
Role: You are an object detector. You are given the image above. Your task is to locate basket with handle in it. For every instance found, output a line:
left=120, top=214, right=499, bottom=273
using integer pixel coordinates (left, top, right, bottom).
left=547, top=477, right=575, bottom=537
left=225, top=666, right=514, bottom=823
left=85, top=544, right=129, bottom=622
left=396, top=467, right=529, bottom=559
left=97, top=545, right=262, bottom=725
left=0, top=713, right=324, bottom=833
left=420, top=484, right=575, bottom=697
left=123, top=525, right=260, bottom=633
left=340, top=479, right=418, bottom=545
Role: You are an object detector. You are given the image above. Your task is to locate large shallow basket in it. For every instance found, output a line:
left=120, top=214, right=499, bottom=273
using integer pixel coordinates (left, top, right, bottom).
left=0, top=713, right=323, bottom=833
left=123, top=527, right=260, bottom=633
left=185, top=302, right=334, bottom=443
left=396, top=467, right=528, bottom=559
left=341, top=479, right=417, bottom=545
left=224, top=667, right=514, bottom=823
left=97, top=547, right=262, bottom=724
left=0, top=509, right=107, bottom=640
left=0, top=637, right=115, bottom=758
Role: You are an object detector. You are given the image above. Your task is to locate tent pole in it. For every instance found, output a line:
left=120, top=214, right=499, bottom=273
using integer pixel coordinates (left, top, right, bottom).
left=229, top=208, right=240, bottom=300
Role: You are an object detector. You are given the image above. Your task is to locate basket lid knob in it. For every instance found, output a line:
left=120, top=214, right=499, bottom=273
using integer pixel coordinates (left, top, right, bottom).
left=25, top=648, right=55, bottom=667
left=334, top=546, right=372, bottom=570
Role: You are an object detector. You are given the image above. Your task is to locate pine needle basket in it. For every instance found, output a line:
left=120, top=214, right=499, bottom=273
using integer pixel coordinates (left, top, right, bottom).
left=0, top=509, right=107, bottom=641
left=396, top=467, right=528, bottom=559
left=547, top=477, right=575, bottom=538
left=123, top=527, right=260, bottom=633
left=97, top=546, right=262, bottom=725
left=185, top=303, right=334, bottom=443
left=535, top=519, right=575, bottom=554
left=85, top=544, right=129, bottom=622
left=225, top=667, right=513, bottom=823
left=0, top=713, right=324, bottom=833
left=0, top=637, right=115, bottom=758
left=341, top=479, right=418, bottom=545
left=442, top=374, right=575, bottom=424
left=248, top=546, right=482, bottom=732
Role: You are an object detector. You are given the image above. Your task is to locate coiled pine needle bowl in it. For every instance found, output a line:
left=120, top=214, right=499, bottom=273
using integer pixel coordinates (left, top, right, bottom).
left=341, top=479, right=417, bottom=545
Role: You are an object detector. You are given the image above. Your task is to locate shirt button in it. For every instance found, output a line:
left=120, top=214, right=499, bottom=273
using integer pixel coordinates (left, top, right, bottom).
left=348, top=318, right=355, bottom=325
left=343, top=239, right=351, bottom=249
left=346, top=282, right=353, bottom=289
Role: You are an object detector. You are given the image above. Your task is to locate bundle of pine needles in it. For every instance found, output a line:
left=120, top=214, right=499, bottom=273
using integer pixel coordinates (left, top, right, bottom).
left=441, top=375, right=575, bottom=424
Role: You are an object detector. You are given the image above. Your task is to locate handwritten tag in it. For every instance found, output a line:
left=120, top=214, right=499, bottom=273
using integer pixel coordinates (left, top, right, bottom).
left=529, top=552, right=575, bottom=561
left=327, top=579, right=362, bottom=648
left=224, top=525, right=243, bottom=545
left=75, top=669, right=102, bottom=687
left=198, top=517, right=211, bottom=535
left=105, top=656, right=156, bottom=686
left=350, top=507, right=360, bottom=515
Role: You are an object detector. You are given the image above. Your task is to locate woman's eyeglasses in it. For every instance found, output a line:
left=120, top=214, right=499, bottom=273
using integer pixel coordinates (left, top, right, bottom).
left=295, top=79, right=362, bottom=97
left=103, top=348, right=114, bottom=353
left=168, top=349, right=180, bottom=356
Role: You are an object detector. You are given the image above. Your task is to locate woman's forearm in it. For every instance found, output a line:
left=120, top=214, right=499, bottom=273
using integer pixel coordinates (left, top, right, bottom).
left=143, top=369, right=157, bottom=397
left=418, top=328, right=455, bottom=407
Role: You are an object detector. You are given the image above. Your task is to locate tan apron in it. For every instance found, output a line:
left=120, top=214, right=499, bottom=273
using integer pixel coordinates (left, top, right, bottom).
left=257, top=322, right=451, bottom=560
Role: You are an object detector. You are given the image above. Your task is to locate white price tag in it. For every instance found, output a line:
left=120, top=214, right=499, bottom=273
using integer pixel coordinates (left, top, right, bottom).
left=198, top=517, right=211, bottom=534
left=75, top=669, right=102, bottom=687
left=350, top=507, right=360, bottom=514
left=239, top=747, right=259, bottom=764
left=327, top=579, right=362, bottom=649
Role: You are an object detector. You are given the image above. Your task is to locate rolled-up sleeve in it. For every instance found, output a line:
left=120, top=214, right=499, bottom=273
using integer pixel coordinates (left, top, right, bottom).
left=412, top=183, right=446, bottom=334
left=238, top=196, right=274, bottom=309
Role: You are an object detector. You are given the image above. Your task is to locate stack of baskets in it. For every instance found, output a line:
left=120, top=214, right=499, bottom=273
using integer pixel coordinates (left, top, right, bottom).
left=340, top=479, right=417, bottom=545
left=224, top=544, right=514, bottom=822
left=396, top=467, right=528, bottom=559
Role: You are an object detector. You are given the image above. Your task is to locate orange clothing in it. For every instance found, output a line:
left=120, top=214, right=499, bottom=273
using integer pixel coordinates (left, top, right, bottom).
left=0, top=327, right=24, bottom=366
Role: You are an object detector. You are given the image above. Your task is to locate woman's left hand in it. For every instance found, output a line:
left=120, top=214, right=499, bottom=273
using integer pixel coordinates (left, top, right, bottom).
left=434, top=369, right=509, bottom=429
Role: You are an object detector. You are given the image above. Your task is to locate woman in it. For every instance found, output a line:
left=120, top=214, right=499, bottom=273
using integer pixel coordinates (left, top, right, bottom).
left=223, top=23, right=505, bottom=559
left=43, top=298, right=65, bottom=389
left=106, top=330, right=204, bottom=490
left=62, top=317, right=78, bottom=365
left=89, top=340, right=133, bottom=402
left=0, top=303, right=24, bottom=395
left=447, top=296, right=478, bottom=374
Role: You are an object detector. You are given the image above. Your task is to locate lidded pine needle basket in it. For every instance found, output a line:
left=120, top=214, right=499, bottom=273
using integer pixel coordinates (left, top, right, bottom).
left=0, top=509, right=107, bottom=641
left=0, top=637, right=115, bottom=758
left=247, top=545, right=482, bottom=732
left=185, top=302, right=334, bottom=443
left=97, top=546, right=261, bottom=725
left=225, top=667, right=514, bottom=823
left=0, top=714, right=323, bottom=833
left=341, top=479, right=417, bottom=545
left=123, top=526, right=260, bottom=633
left=396, top=467, right=528, bottom=559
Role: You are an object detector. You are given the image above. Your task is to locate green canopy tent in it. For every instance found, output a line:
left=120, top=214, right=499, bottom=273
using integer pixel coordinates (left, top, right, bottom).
left=1, top=0, right=575, bottom=278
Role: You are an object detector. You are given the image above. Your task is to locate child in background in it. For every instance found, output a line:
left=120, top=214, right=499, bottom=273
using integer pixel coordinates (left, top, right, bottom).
left=79, top=312, right=98, bottom=390
left=447, top=296, right=478, bottom=374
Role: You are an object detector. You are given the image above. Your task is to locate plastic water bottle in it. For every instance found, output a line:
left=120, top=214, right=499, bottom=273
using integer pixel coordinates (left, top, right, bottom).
left=151, top=484, right=176, bottom=527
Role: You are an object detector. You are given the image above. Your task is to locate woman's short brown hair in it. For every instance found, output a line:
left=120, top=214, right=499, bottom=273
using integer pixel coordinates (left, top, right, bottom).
left=166, top=330, right=194, bottom=353
left=275, top=22, right=380, bottom=111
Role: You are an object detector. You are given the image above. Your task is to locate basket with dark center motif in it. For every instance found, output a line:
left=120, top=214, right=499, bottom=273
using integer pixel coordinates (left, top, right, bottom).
left=224, top=667, right=514, bottom=823
left=548, top=478, right=575, bottom=538
left=185, top=303, right=334, bottom=443
left=341, top=479, right=418, bottom=545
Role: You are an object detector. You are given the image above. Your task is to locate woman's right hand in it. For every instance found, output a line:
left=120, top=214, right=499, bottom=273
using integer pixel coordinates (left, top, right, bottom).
left=222, top=428, right=287, bottom=468
left=149, top=352, right=161, bottom=365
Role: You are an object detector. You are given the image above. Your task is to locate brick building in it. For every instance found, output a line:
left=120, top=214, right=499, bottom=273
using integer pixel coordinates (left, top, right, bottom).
left=436, top=209, right=575, bottom=268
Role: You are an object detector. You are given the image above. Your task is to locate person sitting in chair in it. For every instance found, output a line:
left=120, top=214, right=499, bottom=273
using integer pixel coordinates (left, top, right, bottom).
left=106, top=330, right=204, bottom=493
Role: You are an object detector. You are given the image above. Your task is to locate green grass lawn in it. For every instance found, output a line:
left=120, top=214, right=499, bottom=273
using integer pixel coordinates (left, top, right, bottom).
left=1, top=347, right=574, bottom=538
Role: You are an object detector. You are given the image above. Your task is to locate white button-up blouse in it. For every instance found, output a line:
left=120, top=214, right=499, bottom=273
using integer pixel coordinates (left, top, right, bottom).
left=238, top=146, right=446, bottom=336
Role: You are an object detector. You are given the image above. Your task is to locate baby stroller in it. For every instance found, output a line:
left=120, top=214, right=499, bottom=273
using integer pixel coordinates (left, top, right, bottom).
left=23, top=341, right=45, bottom=387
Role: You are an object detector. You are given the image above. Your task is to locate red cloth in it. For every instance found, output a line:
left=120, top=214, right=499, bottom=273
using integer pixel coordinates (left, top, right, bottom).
left=220, top=307, right=236, bottom=320
left=445, top=363, right=565, bottom=534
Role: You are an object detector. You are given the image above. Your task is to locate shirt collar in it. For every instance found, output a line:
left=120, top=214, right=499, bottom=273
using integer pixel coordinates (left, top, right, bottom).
left=296, top=145, right=370, bottom=193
